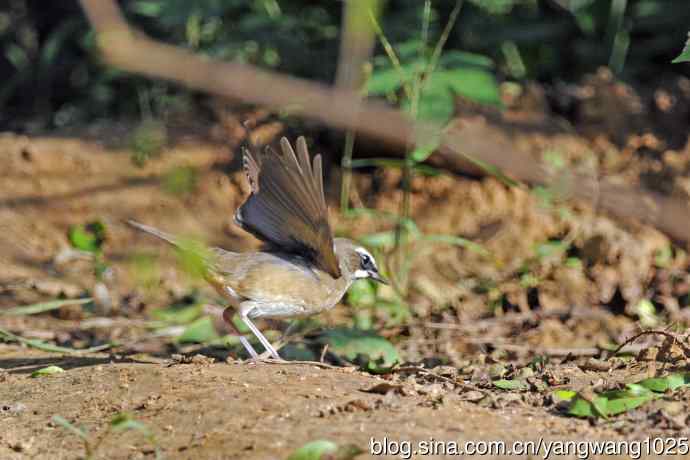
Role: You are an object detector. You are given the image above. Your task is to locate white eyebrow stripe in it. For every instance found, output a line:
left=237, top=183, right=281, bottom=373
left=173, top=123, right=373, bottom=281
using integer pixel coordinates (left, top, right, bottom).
left=355, top=246, right=377, bottom=268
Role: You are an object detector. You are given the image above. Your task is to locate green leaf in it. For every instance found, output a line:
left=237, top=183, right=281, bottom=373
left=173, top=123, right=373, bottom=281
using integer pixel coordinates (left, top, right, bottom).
left=552, top=390, right=577, bottom=402
left=567, top=387, right=658, bottom=419
left=439, top=50, right=494, bottom=69
left=366, top=67, right=404, bottom=95
left=287, top=440, right=363, bottom=460
left=635, top=377, right=669, bottom=392
left=441, top=68, right=501, bottom=106
left=1, top=298, right=92, bottom=316
left=129, top=1, right=164, bottom=17
left=177, top=316, right=219, bottom=343
left=604, top=393, right=655, bottom=415
left=535, top=240, right=568, bottom=259
left=110, top=413, right=150, bottom=434
left=672, top=33, right=690, bottom=63
left=31, top=365, right=65, bottom=377
left=654, top=245, right=673, bottom=268
left=567, top=395, right=599, bottom=417
left=662, top=373, right=690, bottom=391
left=637, top=373, right=690, bottom=392
left=347, top=279, right=377, bottom=308
left=359, top=231, right=396, bottom=249
left=410, top=138, right=441, bottom=162
left=634, top=299, right=658, bottom=328
left=407, top=76, right=454, bottom=123
left=591, top=396, right=610, bottom=418
left=493, top=379, right=528, bottom=391
left=349, top=158, right=441, bottom=175
left=278, top=343, right=318, bottom=362
left=395, top=39, right=425, bottom=60
left=52, top=416, right=89, bottom=440
left=317, top=327, right=399, bottom=373
left=68, top=221, right=107, bottom=253
left=150, top=302, right=203, bottom=324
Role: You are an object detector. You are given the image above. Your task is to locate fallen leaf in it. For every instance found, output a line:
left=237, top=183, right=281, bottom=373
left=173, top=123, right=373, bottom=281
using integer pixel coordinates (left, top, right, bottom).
left=31, top=366, right=65, bottom=378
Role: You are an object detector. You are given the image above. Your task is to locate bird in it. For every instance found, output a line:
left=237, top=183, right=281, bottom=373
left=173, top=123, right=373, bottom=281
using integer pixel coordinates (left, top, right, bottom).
left=128, top=136, right=387, bottom=361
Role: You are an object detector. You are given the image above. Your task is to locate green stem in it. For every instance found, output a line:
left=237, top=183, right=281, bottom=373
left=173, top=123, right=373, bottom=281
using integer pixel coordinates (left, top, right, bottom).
left=368, top=9, right=413, bottom=101
left=425, top=0, right=463, bottom=78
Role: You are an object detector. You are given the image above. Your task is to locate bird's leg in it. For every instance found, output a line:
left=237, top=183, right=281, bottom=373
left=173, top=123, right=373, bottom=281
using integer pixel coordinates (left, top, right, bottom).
left=222, top=307, right=259, bottom=359
left=280, top=320, right=299, bottom=342
left=257, top=321, right=298, bottom=360
left=239, top=304, right=281, bottom=360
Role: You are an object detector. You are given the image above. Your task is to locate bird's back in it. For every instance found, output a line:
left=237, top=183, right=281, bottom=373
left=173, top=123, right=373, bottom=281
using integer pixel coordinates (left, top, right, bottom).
left=208, top=248, right=350, bottom=314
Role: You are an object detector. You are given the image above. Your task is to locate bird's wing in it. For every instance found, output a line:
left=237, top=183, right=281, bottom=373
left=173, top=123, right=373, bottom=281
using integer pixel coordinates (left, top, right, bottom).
left=235, top=136, right=341, bottom=278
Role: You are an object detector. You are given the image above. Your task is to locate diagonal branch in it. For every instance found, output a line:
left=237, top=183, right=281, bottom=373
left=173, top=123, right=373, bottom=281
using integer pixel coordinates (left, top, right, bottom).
left=78, top=0, right=690, bottom=247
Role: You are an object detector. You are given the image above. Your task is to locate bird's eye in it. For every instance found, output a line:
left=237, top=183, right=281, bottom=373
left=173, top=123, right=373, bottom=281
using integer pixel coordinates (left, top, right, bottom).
left=360, top=253, right=373, bottom=269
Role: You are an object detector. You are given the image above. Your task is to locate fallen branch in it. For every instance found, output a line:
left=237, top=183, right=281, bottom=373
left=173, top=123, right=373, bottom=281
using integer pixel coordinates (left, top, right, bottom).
left=77, top=0, right=690, bottom=247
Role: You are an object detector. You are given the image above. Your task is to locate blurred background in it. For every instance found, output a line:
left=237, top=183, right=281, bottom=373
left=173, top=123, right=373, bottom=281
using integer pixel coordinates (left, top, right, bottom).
left=2, top=0, right=690, bottom=368
left=2, top=0, right=689, bottom=129
left=4, top=1, right=690, bottom=454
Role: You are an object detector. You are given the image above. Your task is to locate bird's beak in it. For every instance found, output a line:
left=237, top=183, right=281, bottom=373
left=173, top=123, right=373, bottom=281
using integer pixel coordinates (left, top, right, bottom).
left=369, top=271, right=389, bottom=285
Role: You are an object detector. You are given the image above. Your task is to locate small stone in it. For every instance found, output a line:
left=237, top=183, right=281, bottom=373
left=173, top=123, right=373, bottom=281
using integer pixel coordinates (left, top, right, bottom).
left=515, top=367, right=535, bottom=380
left=459, top=390, right=485, bottom=402
left=488, top=363, right=507, bottom=379
left=1, top=402, right=26, bottom=415
left=579, top=358, right=611, bottom=372
left=434, top=365, right=459, bottom=379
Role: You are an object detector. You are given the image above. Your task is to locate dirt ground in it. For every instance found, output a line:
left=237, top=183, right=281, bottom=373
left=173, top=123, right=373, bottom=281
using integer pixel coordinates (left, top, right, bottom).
left=2, top=71, right=690, bottom=459
left=0, top=346, right=663, bottom=460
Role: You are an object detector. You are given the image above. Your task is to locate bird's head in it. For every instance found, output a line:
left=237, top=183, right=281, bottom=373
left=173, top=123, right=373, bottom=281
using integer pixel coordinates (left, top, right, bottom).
left=334, top=238, right=388, bottom=285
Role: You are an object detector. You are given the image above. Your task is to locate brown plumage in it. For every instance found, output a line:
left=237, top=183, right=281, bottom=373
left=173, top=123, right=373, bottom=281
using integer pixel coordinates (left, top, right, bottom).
left=128, top=137, right=386, bottom=361
left=236, top=137, right=341, bottom=277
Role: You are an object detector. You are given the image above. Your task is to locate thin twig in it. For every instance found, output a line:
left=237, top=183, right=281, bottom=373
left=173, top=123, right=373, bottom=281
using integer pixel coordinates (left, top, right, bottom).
left=246, top=358, right=343, bottom=370
left=425, top=0, right=463, bottom=77
left=608, top=330, right=690, bottom=359
left=393, top=365, right=456, bottom=385
left=320, top=343, right=329, bottom=363
left=368, top=9, right=413, bottom=100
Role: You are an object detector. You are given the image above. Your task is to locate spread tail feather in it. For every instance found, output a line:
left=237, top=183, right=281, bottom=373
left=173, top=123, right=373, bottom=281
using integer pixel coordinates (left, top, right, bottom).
left=126, top=220, right=179, bottom=247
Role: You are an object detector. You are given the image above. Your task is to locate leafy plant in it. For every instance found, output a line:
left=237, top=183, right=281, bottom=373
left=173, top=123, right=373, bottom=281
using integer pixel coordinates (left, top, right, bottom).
left=366, top=1, right=499, bottom=162
left=317, top=327, right=400, bottom=373
left=130, top=118, right=168, bottom=167
left=559, top=372, right=690, bottom=419
left=177, top=316, right=220, bottom=343
left=3, top=0, right=689, bottom=130
left=340, top=2, right=492, bottom=317
left=68, top=220, right=110, bottom=280
left=68, top=221, right=106, bottom=254
left=672, top=32, right=690, bottom=63
left=354, top=212, right=486, bottom=300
